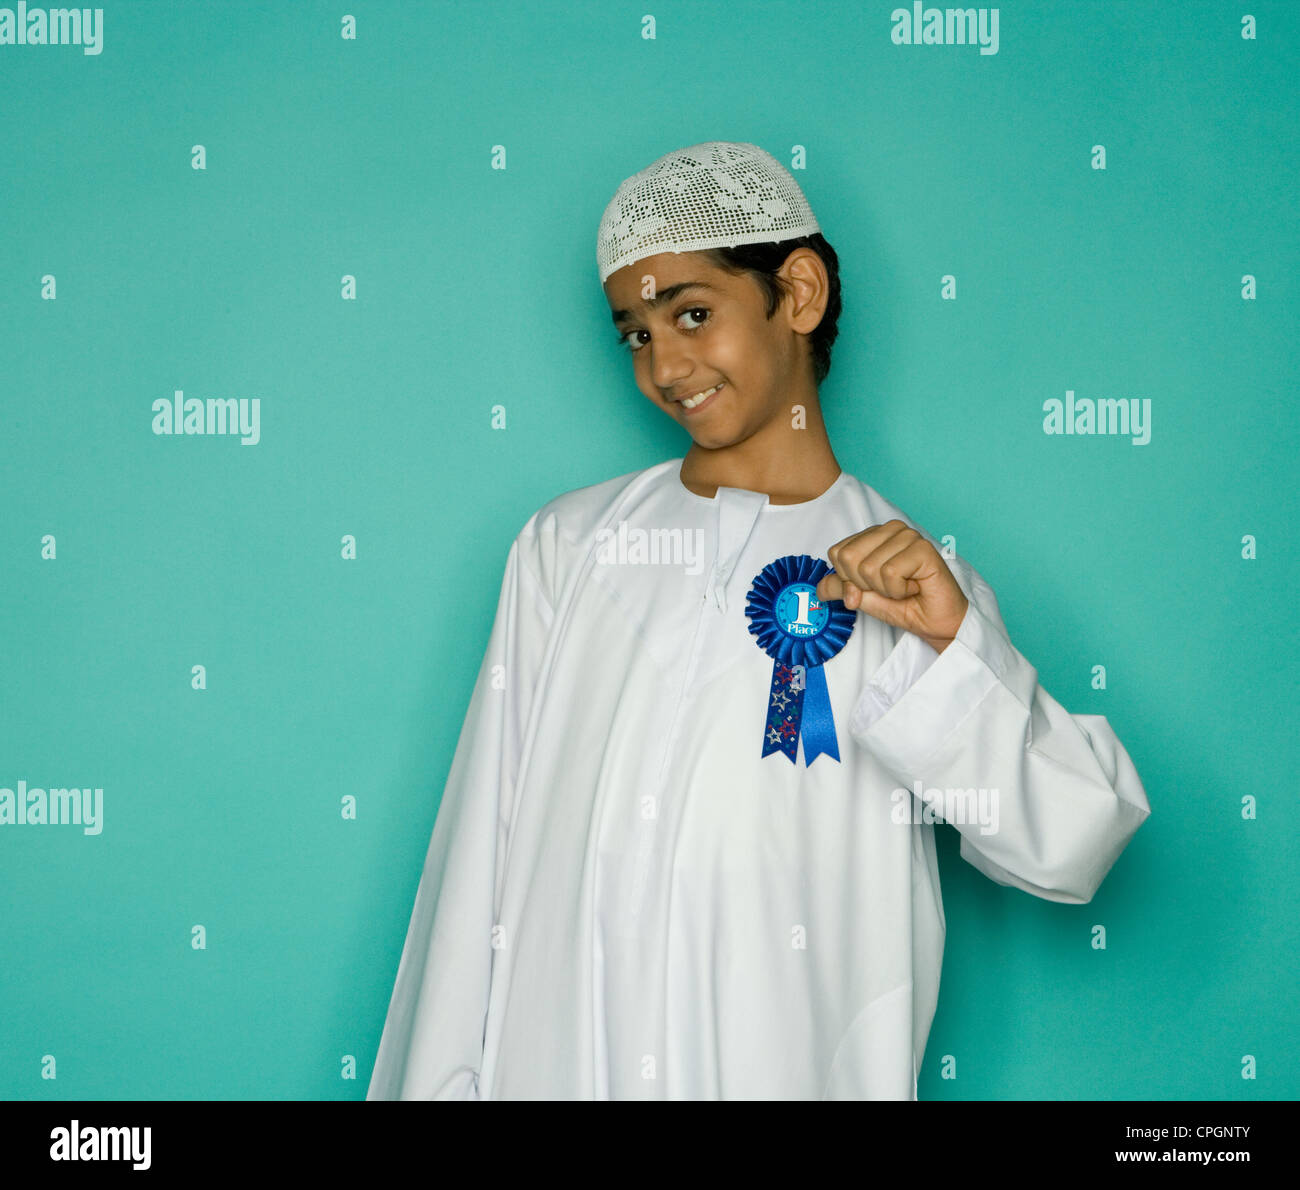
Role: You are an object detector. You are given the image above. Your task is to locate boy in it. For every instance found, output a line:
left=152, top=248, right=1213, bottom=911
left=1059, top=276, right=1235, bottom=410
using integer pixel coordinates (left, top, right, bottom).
left=367, top=141, right=1150, bottom=1100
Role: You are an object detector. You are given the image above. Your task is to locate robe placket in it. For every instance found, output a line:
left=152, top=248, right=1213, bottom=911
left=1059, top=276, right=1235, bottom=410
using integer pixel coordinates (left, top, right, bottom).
left=618, top=487, right=770, bottom=941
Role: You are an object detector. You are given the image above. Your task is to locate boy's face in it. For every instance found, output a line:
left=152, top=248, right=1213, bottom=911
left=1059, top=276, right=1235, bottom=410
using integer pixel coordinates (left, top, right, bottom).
left=603, top=250, right=823, bottom=451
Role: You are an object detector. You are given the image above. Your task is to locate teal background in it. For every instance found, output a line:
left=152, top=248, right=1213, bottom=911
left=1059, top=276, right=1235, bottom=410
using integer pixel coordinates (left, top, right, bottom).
left=1, top=0, right=1295, bottom=1100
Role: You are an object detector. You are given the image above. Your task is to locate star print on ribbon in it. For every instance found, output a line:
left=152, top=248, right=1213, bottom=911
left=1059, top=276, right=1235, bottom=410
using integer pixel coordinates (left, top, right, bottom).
left=745, top=554, right=855, bottom=765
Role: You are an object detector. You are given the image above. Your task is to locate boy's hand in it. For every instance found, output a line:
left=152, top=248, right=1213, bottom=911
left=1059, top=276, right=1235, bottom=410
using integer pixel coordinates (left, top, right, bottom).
left=815, top=521, right=969, bottom=654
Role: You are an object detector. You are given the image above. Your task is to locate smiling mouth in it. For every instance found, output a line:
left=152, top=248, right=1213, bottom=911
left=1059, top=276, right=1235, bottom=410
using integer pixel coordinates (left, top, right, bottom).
left=678, top=382, right=723, bottom=413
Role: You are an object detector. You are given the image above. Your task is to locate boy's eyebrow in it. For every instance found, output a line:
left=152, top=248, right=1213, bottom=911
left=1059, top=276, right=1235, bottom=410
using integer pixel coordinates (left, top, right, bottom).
left=609, top=281, right=721, bottom=326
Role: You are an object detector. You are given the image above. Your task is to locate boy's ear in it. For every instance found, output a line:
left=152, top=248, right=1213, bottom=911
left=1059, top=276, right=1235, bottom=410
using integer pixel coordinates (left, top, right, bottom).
left=781, top=250, right=830, bottom=334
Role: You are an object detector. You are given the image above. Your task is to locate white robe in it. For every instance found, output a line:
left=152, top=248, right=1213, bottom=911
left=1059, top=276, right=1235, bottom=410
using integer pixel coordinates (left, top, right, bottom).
left=367, top=459, right=1151, bottom=1100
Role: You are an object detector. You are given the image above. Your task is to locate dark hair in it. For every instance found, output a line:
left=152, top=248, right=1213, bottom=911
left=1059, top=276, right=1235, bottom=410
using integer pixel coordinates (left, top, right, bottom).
left=696, top=232, right=842, bottom=386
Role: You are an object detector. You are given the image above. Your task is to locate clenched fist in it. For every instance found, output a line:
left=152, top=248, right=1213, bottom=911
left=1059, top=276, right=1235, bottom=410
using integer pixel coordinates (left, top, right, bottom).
left=815, top=520, right=969, bottom=654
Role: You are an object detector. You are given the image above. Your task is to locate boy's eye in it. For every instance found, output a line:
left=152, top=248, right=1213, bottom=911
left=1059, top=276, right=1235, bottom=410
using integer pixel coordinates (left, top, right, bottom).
left=616, top=307, right=711, bottom=353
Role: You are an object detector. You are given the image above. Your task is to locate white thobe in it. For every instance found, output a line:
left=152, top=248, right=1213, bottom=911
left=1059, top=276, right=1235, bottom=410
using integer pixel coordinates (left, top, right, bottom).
left=367, top=459, right=1151, bottom=1100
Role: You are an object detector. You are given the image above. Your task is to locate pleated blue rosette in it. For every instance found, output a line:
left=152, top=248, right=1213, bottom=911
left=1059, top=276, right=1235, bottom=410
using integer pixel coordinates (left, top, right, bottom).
left=744, top=555, right=856, bottom=764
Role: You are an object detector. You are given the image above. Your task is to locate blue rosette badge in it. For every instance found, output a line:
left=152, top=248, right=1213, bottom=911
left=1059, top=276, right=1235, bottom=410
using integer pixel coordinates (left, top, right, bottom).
left=744, top=555, right=856, bottom=765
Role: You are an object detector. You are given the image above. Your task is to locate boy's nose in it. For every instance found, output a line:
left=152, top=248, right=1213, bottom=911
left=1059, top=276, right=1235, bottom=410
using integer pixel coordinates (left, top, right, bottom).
left=649, top=346, right=697, bottom=394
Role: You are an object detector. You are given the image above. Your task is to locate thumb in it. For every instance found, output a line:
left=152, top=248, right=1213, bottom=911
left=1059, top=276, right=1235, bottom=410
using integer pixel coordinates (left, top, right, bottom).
left=816, top=572, right=847, bottom=602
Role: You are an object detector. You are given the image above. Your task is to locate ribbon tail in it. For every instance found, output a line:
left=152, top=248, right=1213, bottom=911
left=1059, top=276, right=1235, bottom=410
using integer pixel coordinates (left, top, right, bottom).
left=761, top=660, right=799, bottom=763
left=800, top=664, right=840, bottom=764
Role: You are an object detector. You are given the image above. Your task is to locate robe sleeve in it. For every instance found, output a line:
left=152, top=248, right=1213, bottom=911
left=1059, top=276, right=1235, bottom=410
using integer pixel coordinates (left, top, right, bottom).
left=846, top=555, right=1150, bottom=904
left=367, top=528, right=553, bottom=1099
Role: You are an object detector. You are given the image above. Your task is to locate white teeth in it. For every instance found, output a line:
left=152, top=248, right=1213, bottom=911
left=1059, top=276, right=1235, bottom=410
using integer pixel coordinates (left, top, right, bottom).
left=682, top=383, right=721, bottom=409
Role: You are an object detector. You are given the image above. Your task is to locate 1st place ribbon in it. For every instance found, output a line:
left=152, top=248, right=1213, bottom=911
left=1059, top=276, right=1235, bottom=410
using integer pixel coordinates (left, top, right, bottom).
left=744, top=554, right=855, bottom=765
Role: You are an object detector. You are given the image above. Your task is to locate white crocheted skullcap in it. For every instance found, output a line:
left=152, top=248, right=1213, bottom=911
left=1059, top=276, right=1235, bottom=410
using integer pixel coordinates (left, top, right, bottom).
left=596, top=141, right=820, bottom=284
